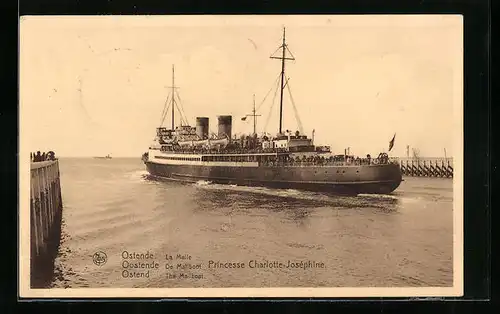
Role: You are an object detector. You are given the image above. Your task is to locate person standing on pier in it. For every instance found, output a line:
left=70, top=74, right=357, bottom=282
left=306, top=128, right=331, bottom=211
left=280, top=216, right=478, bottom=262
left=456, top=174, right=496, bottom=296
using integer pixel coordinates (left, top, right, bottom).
left=47, top=151, right=56, bottom=161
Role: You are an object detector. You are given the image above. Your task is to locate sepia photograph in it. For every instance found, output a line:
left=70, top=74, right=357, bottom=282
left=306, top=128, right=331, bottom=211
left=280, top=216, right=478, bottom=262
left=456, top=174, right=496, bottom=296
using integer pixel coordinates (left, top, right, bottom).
left=19, top=15, right=463, bottom=298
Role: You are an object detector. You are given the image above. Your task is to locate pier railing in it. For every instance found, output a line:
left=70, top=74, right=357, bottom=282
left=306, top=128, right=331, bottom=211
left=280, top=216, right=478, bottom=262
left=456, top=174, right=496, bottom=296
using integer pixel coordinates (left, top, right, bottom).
left=390, top=157, right=454, bottom=178
left=30, top=160, right=63, bottom=288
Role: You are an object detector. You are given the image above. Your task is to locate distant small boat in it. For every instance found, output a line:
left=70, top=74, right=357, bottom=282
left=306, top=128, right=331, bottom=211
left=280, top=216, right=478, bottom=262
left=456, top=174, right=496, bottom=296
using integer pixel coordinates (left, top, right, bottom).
left=94, top=154, right=112, bottom=159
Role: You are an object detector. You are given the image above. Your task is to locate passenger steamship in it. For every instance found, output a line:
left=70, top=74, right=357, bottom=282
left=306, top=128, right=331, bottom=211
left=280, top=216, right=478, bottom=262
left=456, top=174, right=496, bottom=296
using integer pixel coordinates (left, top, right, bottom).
left=143, top=28, right=402, bottom=195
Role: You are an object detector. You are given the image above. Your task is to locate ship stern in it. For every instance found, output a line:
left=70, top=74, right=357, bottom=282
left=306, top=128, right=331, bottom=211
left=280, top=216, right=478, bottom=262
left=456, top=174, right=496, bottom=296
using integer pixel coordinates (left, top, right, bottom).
left=356, top=163, right=402, bottom=194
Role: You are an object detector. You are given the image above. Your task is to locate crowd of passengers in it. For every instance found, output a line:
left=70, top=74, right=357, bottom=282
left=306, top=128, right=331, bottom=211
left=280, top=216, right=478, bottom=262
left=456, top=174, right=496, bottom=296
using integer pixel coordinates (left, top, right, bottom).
left=31, top=151, right=57, bottom=162
left=161, top=145, right=391, bottom=165
left=263, top=153, right=391, bottom=166
left=163, top=147, right=291, bottom=154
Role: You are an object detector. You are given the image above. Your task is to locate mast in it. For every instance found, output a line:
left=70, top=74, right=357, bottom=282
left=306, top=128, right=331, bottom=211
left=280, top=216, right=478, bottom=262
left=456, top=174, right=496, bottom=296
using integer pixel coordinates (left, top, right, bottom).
left=171, top=65, right=175, bottom=130
left=278, top=28, right=285, bottom=134
left=252, top=94, right=257, bottom=135
left=244, top=94, right=261, bottom=135
left=271, top=27, right=295, bottom=135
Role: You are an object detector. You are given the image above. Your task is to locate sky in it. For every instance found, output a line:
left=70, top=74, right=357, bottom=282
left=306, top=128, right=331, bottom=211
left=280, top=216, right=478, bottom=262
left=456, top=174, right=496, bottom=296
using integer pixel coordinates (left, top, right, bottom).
left=20, top=15, right=463, bottom=158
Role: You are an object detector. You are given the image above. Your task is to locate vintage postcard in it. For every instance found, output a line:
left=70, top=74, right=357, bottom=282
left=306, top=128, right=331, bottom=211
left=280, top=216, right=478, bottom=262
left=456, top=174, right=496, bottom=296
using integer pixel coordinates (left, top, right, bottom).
left=19, top=15, right=463, bottom=298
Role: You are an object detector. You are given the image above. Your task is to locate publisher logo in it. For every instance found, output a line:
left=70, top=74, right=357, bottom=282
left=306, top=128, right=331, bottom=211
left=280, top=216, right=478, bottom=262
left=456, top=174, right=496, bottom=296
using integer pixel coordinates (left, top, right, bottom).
left=93, top=251, right=107, bottom=266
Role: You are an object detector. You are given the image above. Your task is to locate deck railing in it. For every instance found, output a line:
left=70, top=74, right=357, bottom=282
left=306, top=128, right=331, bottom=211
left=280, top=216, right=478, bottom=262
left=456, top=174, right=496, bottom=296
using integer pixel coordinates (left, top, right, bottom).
left=261, top=158, right=396, bottom=167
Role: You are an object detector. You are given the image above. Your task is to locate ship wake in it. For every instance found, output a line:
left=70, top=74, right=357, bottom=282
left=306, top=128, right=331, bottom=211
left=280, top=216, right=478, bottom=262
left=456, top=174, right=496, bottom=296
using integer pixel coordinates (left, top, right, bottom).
left=192, top=181, right=403, bottom=210
left=358, top=193, right=399, bottom=200
left=124, top=170, right=150, bottom=181
left=195, top=180, right=213, bottom=186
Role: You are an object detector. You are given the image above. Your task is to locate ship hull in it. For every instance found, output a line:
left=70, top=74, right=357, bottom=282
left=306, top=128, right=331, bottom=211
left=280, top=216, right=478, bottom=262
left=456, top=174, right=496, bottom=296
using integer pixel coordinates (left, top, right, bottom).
left=144, top=161, right=402, bottom=195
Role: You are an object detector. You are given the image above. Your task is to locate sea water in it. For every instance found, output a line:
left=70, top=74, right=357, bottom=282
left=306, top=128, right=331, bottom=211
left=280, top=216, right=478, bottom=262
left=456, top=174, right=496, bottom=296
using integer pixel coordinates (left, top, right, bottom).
left=49, top=158, right=453, bottom=288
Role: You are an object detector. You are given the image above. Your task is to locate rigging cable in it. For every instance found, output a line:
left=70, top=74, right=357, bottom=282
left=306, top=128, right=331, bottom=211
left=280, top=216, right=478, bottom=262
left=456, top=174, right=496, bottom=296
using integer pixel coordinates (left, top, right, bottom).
left=174, top=102, right=186, bottom=126
left=256, top=72, right=282, bottom=113
left=269, top=33, right=286, bottom=59
left=174, top=89, right=189, bottom=126
left=170, top=93, right=187, bottom=127
left=285, top=78, right=304, bottom=134
left=159, top=92, right=172, bottom=127
left=285, top=45, right=296, bottom=64
left=159, top=91, right=171, bottom=123
left=263, top=73, right=282, bottom=133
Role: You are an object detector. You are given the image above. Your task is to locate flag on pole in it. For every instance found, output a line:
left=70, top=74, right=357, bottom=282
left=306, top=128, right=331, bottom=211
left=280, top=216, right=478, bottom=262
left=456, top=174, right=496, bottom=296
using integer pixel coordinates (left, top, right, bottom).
left=388, top=133, right=396, bottom=151
left=241, top=116, right=247, bottom=121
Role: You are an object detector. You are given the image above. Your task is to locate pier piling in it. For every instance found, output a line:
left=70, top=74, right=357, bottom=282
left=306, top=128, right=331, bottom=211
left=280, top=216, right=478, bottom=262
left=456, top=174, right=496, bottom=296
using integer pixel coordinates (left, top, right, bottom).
left=30, top=160, right=63, bottom=288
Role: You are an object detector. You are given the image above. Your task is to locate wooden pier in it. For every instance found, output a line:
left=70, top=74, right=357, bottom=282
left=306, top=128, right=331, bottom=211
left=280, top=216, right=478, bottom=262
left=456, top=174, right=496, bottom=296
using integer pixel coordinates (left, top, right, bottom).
left=391, top=157, right=453, bottom=178
left=30, top=160, right=63, bottom=288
